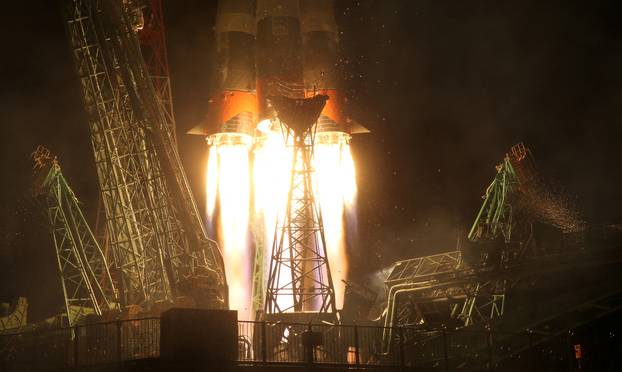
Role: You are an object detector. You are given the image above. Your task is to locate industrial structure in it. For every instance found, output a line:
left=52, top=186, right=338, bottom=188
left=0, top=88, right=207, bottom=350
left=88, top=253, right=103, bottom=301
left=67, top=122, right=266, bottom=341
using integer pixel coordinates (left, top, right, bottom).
left=32, top=146, right=119, bottom=327
left=1, top=1, right=622, bottom=371
left=197, top=0, right=364, bottom=320
left=0, top=299, right=27, bottom=333
left=380, top=143, right=622, bottom=368
left=64, top=0, right=227, bottom=316
left=264, top=95, right=337, bottom=317
left=28, top=0, right=356, bottom=326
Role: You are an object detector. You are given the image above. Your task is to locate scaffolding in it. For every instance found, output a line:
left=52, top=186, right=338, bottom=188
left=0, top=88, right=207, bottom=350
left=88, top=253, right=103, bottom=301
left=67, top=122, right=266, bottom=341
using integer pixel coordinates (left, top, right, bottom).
left=64, top=0, right=226, bottom=310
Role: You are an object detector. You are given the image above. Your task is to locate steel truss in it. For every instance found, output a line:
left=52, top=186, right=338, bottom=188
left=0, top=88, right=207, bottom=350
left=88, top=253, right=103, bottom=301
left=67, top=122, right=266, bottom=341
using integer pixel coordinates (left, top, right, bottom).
left=382, top=244, right=622, bottom=367
left=65, top=0, right=226, bottom=310
left=250, top=217, right=266, bottom=316
left=381, top=144, right=620, bottom=366
left=137, top=0, right=176, bottom=143
left=33, top=147, right=119, bottom=326
left=382, top=251, right=506, bottom=351
left=0, top=298, right=28, bottom=333
left=265, top=96, right=337, bottom=315
left=382, top=145, right=542, bottom=346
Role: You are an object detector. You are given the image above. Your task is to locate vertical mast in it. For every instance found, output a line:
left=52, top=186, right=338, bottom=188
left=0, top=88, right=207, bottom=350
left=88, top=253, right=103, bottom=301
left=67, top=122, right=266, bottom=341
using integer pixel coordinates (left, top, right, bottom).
left=264, top=95, right=337, bottom=315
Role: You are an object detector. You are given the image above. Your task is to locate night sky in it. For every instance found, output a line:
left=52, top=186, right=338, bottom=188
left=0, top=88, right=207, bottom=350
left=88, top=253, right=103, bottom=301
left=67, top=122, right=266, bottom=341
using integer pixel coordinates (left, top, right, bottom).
left=1, top=0, right=621, bottom=320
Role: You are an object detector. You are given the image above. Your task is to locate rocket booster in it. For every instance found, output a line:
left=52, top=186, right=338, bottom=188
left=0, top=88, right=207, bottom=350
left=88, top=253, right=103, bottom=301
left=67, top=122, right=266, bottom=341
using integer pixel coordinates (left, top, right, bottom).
left=256, top=0, right=305, bottom=120
left=191, top=0, right=367, bottom=138
left=300, top=0, right=368, bottom=137
left=300, top=0, right=344, bottom=133
left=190, top=0, right=257, bottom=143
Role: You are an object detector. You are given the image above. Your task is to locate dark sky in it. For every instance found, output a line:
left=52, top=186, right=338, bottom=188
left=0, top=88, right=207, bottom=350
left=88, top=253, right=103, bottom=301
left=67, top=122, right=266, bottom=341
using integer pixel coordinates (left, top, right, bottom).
left=1, top=0, right=622, bottom=320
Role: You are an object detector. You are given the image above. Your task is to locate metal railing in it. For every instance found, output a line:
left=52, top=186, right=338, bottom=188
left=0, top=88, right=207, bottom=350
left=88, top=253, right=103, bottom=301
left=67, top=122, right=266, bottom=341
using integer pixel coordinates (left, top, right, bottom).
left=2, top=316, right=538, bottom=370
left=238, top=321, right=395, bottom=366
left=237, top=321, right=536, bottom=369
left=0, top=317, right=159, bottom=370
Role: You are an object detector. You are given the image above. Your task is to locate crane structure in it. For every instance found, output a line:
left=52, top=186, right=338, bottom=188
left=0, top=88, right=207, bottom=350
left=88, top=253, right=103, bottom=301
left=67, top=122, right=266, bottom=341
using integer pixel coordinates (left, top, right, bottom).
left=264, top=95, right=337, bottom=316
left=32, top=147, right=119, bottom=326
left=380, top=143, right=622, bottom=368
left=64, top=0, right=227, bottom=312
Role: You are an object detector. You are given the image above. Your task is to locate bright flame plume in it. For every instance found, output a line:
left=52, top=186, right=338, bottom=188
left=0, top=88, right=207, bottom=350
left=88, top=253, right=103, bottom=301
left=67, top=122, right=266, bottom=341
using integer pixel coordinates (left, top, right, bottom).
left=206, top=134, right=252, bottom=320
left=314, top=132, right=357, bottom=309
left=253, top=121, right=295, bottom=312
left=206, top=125, right=357, bottom=317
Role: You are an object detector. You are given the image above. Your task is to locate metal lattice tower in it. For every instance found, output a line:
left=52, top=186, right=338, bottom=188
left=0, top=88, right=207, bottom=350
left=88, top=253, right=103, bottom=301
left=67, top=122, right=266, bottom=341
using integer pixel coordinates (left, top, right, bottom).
left=265, top=95, right=337, bottom=314
left=371, top=144, right=621, bottom=370
left=468, top=143, right=537, bottom=244
left=33, top=147, right=119, bottom=326
left=250, top=217, right=266, bottom=316
left=64, top=0, right=227, bottom=310
left=137, top=0, right=176, bottom=144
left=382, top=147, right=537, bottom=340
left=0, top=298, right=28, bottom=333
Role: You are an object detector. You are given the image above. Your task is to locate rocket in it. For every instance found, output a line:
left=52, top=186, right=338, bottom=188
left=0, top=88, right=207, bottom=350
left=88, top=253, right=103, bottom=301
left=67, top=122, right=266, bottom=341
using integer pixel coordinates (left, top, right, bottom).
left=194, top=0, right=364, bottom=316
left=190, top=0, right=368, bottom=140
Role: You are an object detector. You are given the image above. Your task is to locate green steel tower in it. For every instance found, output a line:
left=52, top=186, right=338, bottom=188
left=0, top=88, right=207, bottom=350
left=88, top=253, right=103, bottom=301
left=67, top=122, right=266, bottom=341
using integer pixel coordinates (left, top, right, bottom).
left=64, top=0, right=227, bottom=310
left=33, top=146, right=119, bottom=326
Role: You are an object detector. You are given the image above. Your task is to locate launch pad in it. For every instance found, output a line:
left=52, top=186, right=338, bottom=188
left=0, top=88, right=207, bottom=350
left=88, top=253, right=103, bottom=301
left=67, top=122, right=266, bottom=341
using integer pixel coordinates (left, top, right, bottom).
left=1, top=1, right=622, bottom=372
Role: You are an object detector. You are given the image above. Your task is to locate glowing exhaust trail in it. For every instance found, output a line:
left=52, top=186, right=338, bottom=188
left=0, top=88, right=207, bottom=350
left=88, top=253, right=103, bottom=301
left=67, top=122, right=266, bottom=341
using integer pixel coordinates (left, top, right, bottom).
left=206, top=146, right=219, bottom=222
left=206, top=126, right=357, bottom=316
left=253, top=121, right=294, bottom=311
left=207, top=134, right=253, bottom=320
left=314, top=133, right=357, bottom=309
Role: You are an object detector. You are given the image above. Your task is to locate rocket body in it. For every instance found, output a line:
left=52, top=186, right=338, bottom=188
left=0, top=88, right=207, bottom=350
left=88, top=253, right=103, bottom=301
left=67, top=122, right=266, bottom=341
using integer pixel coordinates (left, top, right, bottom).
left=191, top=0, right=257, bottom=142
left=300, top=0, right=347, bottom=134
left=190, top=0, right=363, bottom=138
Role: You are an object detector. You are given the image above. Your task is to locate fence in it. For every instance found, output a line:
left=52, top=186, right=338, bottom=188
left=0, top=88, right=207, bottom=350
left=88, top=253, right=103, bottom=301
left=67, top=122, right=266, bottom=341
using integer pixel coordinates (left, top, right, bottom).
left=0, top=317, right=159, bottom=370
left=236, top=321, right=535, bottom=369
left=237, top=321, right=397, bottom=366
left=2, top=317, right=537, bottom=370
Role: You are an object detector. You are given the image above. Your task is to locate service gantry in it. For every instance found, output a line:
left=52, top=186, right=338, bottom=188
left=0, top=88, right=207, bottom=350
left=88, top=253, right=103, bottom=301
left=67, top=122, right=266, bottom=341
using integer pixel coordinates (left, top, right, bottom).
left=64, top=0, right=226, bottom=312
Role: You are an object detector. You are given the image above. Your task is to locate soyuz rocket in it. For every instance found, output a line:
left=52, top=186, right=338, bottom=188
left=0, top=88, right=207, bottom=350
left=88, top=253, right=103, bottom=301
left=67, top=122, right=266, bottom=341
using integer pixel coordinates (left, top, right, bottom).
left=189, top=0, right=368, bottom=143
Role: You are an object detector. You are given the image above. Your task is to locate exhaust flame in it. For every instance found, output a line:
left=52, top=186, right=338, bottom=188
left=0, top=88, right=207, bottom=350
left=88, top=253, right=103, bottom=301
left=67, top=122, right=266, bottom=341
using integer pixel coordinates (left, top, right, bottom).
left=206, top=146, right=219, bottom=222
left=253, top=121, right=295, bottom=312
left=206, top=126, right=357, bottom=317
left=206, top=134, right=252, bottom=320
left=314, top=132, right=357, bottom=309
